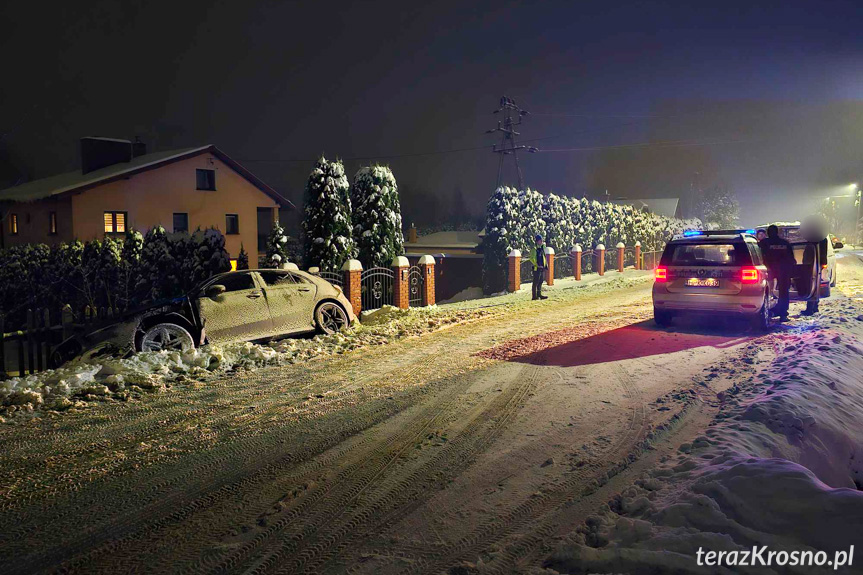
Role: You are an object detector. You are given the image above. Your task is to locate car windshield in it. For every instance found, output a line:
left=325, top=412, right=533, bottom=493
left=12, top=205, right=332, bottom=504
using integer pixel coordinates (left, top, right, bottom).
left=662, top=242, right=753, bottom=267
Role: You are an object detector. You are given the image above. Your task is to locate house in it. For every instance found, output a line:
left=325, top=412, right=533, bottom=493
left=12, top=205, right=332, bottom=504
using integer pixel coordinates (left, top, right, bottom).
left=0, top=138, right=294, bottom=264
left=609, top=197, right=681, bottom=219
left=404, top=226, right=483, bottom=256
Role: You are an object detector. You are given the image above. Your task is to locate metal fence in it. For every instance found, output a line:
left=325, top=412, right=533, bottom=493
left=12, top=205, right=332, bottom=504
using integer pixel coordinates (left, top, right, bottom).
left=640, top=250, right=663, bottom=270
left=1, top=305, right=116, bottom=377
left=314, top=270, right=344, bottom=288
left=554, top=254, right=574, bottom=279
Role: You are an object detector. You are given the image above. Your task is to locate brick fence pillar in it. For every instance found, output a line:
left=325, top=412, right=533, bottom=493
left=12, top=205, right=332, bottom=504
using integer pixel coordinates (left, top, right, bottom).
left=507, top=249, right=521, bottom=292
left=392, top=256, right=410, bottom=310
left=573, top=245, right=582, bottom=281
left=418, top=255, right=435, bottom=306
left=616, top=242, right=625, bottom=273
left=341, top=259, right=362, bottom=315
left=634, top=241, right=642, bottom=270
left=596, top=244, right=606, bottom=276
left=544, top=246, right=555, bottom=286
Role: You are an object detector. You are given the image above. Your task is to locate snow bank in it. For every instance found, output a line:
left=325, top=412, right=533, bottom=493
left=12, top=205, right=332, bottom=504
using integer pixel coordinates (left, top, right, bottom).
left=0, top=306, right=489, bottom=422
left=546, top=298, right=863, bottom=574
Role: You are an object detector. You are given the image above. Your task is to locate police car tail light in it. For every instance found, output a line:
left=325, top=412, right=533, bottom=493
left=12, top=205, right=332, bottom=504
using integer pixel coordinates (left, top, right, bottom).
left=741, top=267, right=759, bottom=283
left=655, top=267, right=668, bottom=282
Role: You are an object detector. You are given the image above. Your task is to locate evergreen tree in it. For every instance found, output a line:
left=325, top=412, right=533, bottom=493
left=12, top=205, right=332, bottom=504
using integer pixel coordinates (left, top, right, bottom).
left=137, top=226, right=172, bottom=302
left=265, top=221, right=291, bottom=268
left=119, top=230, right=143, bottom=309
left=695, top=185, right=740, bottom=229
left=237, top=244, right=250, bottom=270
left=482, top=186, right=522, bottom=293
left=301, top=156, right=355, bottom=270
left=351, top=165, right=404, bottom=267
left=192, top=228, right=232, bottom=285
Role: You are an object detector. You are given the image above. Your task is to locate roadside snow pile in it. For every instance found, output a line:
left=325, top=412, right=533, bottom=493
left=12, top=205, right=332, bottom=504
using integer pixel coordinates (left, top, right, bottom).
left=0, top=306, right=490, bottom=421
left=545, top=299, right=863, bottom=575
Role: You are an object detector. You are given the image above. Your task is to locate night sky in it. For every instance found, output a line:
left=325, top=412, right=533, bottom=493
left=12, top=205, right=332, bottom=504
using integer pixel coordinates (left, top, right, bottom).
left=2, top=0, right=863, bottom=226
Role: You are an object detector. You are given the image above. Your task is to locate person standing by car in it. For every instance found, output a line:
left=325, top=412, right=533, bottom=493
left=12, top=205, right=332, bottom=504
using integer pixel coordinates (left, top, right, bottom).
left=529, top=234, right=548, bottom=300
left=761, top=224, right=795, bottom=321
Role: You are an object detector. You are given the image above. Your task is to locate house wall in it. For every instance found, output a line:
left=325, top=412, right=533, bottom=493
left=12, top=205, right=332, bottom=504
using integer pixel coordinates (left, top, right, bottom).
left=68, top=153, right=279, bottom=259
left=2, top=196, right=74, bottom=247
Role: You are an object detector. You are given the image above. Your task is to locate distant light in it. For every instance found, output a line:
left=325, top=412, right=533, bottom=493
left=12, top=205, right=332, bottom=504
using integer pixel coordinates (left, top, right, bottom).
left=683, top=230, right=702, bottom=237
left=745, top=229, right=755, bottom=234
left=850, top=183, right=858, bottom=190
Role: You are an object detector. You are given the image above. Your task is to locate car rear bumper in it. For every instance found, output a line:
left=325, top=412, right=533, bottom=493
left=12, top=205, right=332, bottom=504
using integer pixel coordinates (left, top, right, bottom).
left=653, top=288, right=764, bottom=315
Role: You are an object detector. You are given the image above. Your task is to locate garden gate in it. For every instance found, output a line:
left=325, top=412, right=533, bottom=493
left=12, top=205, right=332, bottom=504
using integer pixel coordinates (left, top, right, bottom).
left=360, top=267, right=394, bottom=311
left=407, top=265, right=424, bottom=307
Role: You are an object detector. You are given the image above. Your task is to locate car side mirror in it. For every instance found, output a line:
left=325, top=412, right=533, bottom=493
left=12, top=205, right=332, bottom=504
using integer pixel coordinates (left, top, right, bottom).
left=834, top=242, right=844, bottom=249
left=206, top=284, right=226, bottom=299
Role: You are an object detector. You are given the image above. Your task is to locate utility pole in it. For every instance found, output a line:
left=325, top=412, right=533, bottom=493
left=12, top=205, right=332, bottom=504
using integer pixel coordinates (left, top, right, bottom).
left=486, top=96, right=538, bottom=190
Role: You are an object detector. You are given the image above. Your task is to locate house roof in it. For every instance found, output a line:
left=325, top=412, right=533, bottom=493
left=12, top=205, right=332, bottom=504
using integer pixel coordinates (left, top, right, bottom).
left=0, top=145, right=294, bottom=208
left=610, top=197, right=679, bottom=218
left=407, top=230, right=482, bottom=248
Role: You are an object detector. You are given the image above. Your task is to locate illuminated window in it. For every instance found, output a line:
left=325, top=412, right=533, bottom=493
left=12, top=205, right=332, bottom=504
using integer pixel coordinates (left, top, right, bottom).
left=225, top=214, right=239, bottom=235
left=229, top=259, right=238, bottom=271
left=196, top=169, right=216, bottom=190
left=49, top=212, right=57, bottom=235
left=104, top=211, right=127, bottom=234
left=10, top=213, right=18, bottom=235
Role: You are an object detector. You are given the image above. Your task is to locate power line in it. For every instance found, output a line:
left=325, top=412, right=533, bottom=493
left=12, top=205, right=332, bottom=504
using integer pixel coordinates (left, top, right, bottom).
left=539, top=137, right=753, bottom=153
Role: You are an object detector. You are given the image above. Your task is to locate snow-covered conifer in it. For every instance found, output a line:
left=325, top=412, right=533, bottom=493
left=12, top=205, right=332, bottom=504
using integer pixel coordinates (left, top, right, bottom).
left=301, top=156, right=355, bottom=270
left=351, top=165, right=404, bottom=268
left=237, top=244, right=250, bottom=270
left=265, top=221, right=291, bottom=268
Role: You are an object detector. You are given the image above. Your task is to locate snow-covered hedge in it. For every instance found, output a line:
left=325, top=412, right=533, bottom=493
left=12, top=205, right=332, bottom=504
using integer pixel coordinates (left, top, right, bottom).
left=483, top=187, right=701, bottom=291
left=0, top=228, right=231, bottom=329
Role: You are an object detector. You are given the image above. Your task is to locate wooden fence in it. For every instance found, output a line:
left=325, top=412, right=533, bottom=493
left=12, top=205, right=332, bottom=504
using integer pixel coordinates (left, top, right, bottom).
left=1, top=305, right=118, bottom=378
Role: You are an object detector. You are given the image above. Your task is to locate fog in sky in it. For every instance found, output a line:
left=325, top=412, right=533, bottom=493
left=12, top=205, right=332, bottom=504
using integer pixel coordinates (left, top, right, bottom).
left=2, top=0, right=863, bottom=226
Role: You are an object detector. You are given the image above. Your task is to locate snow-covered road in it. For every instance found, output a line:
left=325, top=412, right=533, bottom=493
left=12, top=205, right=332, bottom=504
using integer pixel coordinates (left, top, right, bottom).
left=1, top=261, right=862, bottom=574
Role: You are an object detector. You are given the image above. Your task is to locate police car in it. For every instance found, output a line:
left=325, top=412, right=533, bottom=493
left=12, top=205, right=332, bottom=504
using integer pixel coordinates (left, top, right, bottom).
left=652, top=230, right=772, bottom=329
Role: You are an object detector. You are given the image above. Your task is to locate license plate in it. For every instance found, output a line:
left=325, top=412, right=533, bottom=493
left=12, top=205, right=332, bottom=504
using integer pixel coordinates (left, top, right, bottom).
left=686, top=278, right=719, bottom=288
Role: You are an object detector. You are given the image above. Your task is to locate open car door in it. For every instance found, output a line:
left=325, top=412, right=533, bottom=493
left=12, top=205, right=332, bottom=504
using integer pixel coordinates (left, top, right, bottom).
left=787, top=240, right=822, bottom=303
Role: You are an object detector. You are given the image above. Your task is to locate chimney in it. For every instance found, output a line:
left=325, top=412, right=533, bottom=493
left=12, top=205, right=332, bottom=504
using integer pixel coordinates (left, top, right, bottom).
left=80, top=137, right=132, bottom=174
left=408, top=223, right=418, bottom=243
left=132, top=137, right=147, bottom=158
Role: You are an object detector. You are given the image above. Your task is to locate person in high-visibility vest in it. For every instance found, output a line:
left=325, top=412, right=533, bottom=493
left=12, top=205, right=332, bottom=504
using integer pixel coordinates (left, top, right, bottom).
left=529, top=234, right=548, bottom=300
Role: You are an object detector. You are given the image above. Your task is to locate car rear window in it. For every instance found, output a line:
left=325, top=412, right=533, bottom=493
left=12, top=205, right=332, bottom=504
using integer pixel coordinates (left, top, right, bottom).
left=661, top=242, right=753, bottom=266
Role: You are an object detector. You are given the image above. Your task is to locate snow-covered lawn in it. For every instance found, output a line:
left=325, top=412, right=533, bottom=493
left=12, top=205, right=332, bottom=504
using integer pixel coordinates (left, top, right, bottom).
left=545, top=295, right=863, bottom=574
left=0, top=305, right=492, bottom=422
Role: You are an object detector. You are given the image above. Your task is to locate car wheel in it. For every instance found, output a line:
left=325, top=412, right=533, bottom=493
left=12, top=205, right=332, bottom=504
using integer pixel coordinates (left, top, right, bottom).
left=654, top=309, right=673, bottom=327
left=752, top=293, right=770, bottom=332
left=315, top=302, right=349, bottom=334
left=139, top=323, right=195, bottom=353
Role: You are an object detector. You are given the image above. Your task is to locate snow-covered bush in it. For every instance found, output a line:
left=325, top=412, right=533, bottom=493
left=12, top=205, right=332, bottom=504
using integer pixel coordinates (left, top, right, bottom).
left=482, top=186, right=522, bottom=293
left=237, top=244, right=250, bottom=270
left=0, top=228, right=231, bottom=329
left=264, top=221, right=291, bottom=268
left=351, top=165, right=405, bottom=268
left=301, top=156, right=355, bottom=270
left=192, top=228, right=231, bottom=285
